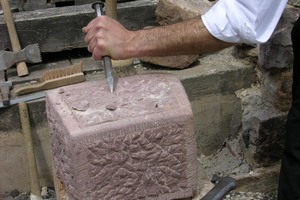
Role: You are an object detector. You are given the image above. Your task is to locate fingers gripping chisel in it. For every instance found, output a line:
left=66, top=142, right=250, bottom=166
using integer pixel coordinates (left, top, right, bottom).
left=92, top=1, right=118, bottom=93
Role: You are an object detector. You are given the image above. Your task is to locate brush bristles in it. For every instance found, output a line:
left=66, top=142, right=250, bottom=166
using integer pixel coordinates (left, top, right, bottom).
left=40, top=62, right=83, bottom=82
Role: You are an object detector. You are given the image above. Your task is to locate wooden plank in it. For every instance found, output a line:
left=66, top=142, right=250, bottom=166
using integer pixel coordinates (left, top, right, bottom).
left=52, top=162, right=68, bottom=200
left=0, top=0, right=157, bottom=53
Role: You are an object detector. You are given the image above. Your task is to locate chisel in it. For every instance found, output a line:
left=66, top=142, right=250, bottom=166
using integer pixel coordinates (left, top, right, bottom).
left=92, top=1, right=118, bottom=93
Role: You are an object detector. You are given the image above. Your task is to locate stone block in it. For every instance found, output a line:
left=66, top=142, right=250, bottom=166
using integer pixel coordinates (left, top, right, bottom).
left=242, top=115, right=286, bottom=168
left=140, top=54, right=199, bottom=69
left=46, top=74, right=198, bottom=200
left=139, top=0, right=214, bottom=69
left=261, top=68, right=293, bottom=112
left=237, top=87, right=287, bottom=167
left=258, top=6, right=299, bottom=111
left=155, top=0, right=213, bottom=25
left=258, top=5, right=299, bottom=71
left=192, top=94, right=242, bottom=155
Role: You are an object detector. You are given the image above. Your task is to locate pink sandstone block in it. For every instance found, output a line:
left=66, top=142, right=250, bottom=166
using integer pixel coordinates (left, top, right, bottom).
left=46, top=73, right=198, bottom=200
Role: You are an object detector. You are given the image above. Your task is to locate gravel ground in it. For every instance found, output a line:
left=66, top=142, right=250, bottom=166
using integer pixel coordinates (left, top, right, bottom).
left=3, top=187, right=56, bottom=200
left=3, top=189, right=278, bottom=200
left=224, top=191, right=277, bottom=200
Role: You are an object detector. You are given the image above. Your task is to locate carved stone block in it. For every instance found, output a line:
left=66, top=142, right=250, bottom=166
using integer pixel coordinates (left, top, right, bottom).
left=46, top=74, right=197, bottom=200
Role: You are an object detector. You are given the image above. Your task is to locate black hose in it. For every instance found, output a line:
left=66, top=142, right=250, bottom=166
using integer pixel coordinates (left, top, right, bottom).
left=201, top=177, right=236, bottom=200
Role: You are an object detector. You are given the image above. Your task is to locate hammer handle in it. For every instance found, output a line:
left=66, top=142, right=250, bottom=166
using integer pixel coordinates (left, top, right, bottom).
left=18, top=102, right=41, bottom=197
left=1, top=0, right=29, bottom=77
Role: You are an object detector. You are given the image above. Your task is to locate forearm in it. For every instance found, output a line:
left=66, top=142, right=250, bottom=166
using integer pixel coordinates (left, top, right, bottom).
left=127, top=17, right=234, bottom=58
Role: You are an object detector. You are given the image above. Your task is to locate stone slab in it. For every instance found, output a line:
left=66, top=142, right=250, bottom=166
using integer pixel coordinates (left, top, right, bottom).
left=46, top=73, right=198, bottom=200
left=0, top=0, right=157, bottom=53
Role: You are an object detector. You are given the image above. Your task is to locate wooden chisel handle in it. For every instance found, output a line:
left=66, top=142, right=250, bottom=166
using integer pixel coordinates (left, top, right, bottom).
left=1, top=0, right=29, bottom=77
left=105, top=0, right=117, bottom=19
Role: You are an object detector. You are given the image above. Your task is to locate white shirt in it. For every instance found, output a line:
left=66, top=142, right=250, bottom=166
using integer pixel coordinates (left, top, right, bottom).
left=201, top=0, right=288, bottom=44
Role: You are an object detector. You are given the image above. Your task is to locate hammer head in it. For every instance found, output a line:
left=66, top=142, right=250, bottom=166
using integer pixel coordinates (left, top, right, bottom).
left=0, top=81, right=12, bottom=106
left=0, top=80, right=12, bottom=88
left=0, top=43, right=42, bottom=70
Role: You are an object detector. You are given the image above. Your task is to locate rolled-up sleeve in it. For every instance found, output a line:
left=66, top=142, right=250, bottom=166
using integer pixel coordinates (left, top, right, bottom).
left=201, top=0, right=288, bottom=44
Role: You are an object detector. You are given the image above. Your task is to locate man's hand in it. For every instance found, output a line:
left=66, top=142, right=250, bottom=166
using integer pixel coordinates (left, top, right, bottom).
left=82, top=16, right=135, bottom=60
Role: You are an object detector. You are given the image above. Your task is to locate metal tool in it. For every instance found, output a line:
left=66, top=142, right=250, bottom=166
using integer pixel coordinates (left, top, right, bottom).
left=92, top=1, right=118, bottom=93
left=0, top=66, right=12, bottom=106
left=0, top=43, right=42, bottom=71
left=0, top=91, right=46, bottom=109
left=0, top=80, right=12, bottom=106
left=1, top=0, right=29, bottom=77
left=201, top=177, right=236, bottom=200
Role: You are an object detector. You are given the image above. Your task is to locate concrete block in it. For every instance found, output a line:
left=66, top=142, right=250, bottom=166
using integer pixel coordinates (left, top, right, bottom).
left=46, top=74, right=198, bottom=200
left=192, top=94, right=242, bottom=155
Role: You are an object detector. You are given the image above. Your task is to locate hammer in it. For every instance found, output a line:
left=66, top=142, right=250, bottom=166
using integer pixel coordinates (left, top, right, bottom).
left=1, top=0, right=31, bottom=76
left=0, top=81, right=12, bottom=106
left=0, top=43, right=42, bottom=71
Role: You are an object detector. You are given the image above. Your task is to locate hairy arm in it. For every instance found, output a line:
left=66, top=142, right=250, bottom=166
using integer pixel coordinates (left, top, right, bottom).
left=129, top=17, right=234, bottom=58
left=83, top=16, right=234, bottom=60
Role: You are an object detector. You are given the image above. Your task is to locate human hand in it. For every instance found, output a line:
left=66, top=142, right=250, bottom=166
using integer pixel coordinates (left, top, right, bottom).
left=82, top=16, right=134, bottom=60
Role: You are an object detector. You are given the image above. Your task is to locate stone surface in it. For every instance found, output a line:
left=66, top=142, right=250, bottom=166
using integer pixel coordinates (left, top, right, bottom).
left=192, top=94, right=242, bottom=155
left=0, top=0, right=157, bottom=53
left=289, top=0, right=300, bottom=7
left=139, top=0, right=214, bottom=69
left=258, top=5, right=298, bottom=70
left=0, top=101, right=53, bottom=195
left=140, top=55, right=199, bottom=69
left=155, top=0, right=213, bottom=25
left=261, top=68, right=293, bottom=112
left=236, top=85, right=286, bottom=168
left=258, top=6, right=299, bottom=112
left=46, top=74, right=198, bottom=200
